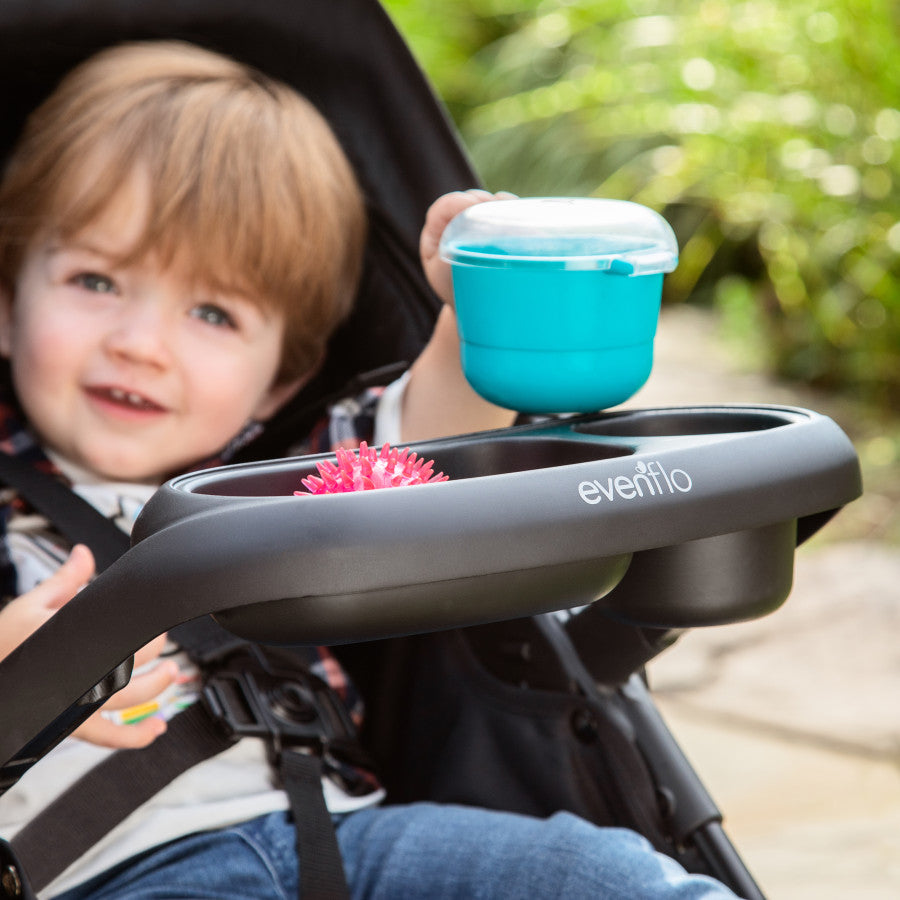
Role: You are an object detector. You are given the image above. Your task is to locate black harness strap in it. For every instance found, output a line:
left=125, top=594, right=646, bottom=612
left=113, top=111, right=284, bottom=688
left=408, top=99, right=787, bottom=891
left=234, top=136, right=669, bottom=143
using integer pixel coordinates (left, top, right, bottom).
left=11, top=706, right=351, bottom=899
left=282, top=751, right=351, bottom=900
left=0, top=452, right=354, bottom=899
left=0, top=451, right=130, bottom=571
left=10, top=703, right=233, bottom=893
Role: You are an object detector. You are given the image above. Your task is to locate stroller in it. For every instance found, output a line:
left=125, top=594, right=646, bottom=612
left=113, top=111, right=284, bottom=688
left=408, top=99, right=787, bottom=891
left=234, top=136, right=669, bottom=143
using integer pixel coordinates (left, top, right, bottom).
left=0, top=1, right=863, bottom=898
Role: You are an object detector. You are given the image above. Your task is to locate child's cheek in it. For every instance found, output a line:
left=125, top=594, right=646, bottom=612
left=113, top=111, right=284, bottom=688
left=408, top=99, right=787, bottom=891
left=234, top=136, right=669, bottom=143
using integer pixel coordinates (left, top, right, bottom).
left=11, top=313, right=85, bottom=393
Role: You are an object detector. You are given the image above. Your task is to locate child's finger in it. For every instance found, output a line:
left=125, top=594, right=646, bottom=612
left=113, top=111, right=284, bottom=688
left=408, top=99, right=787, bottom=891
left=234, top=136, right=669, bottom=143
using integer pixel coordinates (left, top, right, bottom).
left=41, top=544, right=96, bottom=611
left=71, top=660, right=178, bottom=748
left=74, top=711, right=167, bottom=749
left=100, top=659, right=179, bottom=712
left=133, top=633, right=168, bottom=669
left=421, top=190, right=485, bottom=253
left=420, top=190, right=513, bottom=304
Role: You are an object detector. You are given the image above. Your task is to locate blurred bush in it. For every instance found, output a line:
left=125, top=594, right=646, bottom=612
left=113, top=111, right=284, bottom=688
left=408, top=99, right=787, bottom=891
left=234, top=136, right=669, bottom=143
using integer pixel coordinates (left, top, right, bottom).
left=385, top=0, right=900, bottom=411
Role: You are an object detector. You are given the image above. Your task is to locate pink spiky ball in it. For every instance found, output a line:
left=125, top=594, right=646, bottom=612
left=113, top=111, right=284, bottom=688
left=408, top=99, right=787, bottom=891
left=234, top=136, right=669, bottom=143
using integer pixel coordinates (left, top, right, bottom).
left=295, top=441, right=448, bottom=495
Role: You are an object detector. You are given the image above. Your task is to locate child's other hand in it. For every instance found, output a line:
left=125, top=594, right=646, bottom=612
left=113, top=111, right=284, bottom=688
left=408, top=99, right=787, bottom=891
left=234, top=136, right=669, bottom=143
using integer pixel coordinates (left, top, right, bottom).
left=0, top=543, right=97, bottom=661
left=420, top=189, right=515, bottom=305
left=0, top=544, right=176, bottom=749
left=74, top=634, right=177, bottom=749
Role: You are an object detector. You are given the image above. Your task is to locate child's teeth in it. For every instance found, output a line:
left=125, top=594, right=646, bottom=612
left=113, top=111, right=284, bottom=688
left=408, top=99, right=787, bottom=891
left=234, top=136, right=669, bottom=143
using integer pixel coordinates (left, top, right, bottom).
left=108, top=388, right=144, bottom=407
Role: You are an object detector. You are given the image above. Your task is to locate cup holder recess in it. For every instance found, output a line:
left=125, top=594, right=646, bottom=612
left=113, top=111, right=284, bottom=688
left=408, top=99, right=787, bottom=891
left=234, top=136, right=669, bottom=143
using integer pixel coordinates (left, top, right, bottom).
left=573, top=407, right=795, bottom=438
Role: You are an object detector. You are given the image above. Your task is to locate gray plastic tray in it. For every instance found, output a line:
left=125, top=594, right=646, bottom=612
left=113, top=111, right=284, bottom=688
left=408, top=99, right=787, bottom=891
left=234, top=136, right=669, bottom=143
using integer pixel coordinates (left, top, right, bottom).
left=0, top=404, right=862, bottom=777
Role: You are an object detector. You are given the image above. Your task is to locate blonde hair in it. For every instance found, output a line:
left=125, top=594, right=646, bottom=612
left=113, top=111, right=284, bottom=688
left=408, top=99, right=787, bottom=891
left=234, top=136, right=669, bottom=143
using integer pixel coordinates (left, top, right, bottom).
left=0, top=41, right=367, bottom=383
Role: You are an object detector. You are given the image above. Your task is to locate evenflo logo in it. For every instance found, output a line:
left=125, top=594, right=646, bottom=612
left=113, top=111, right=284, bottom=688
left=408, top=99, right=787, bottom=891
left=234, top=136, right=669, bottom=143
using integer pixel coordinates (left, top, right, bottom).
left=578, top=460, right=693, bottom=505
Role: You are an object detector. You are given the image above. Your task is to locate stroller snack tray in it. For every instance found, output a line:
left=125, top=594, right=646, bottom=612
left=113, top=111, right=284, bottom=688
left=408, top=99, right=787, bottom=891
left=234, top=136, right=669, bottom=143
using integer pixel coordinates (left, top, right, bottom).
left=134, top=403, right=861, bottom=642
left=0, top=404, right=860, bottom=774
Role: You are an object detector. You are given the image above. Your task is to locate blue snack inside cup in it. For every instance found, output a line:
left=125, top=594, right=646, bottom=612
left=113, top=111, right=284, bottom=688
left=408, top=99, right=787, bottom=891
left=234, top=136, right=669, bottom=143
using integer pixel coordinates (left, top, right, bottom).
left=440, top=197, right=679, bottom=413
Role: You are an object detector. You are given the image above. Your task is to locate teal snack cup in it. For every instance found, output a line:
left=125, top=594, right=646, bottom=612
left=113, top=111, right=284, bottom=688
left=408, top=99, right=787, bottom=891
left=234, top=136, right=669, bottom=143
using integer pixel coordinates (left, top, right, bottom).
left=440, top=197, right=678, bottom=413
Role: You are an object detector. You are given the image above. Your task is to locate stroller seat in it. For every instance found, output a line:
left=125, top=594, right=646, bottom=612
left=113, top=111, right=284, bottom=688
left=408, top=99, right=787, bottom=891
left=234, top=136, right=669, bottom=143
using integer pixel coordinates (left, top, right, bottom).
left=0, top=2, right=863, bottom=899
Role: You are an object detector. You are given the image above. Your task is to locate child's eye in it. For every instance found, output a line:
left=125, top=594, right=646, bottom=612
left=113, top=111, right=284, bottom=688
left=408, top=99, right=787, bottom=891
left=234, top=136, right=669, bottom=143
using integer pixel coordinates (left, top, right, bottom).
left=190, top=303, right=236, bottom=329
left=71, top=272, right=117, bottom=294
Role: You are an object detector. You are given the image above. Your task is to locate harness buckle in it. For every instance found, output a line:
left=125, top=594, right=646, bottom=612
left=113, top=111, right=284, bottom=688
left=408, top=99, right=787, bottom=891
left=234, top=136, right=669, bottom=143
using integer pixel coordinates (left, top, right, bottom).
left=201, top=646, right=376, bottom=796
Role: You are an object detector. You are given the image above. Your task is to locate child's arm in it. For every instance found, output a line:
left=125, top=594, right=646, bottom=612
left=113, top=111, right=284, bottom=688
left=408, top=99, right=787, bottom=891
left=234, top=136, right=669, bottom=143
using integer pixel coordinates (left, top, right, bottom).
left=399, top=190, right=518, bottom=443
left=0, top=545, right=176, bottom=749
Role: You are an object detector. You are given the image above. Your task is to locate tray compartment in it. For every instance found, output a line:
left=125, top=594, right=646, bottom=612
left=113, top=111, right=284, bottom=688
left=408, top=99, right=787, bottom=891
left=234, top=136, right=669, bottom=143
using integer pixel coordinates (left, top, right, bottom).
left=599, top=520, right=797, bottom=628
left=214, top=554, right=632, bottom=645
left=189, top=436, right=631, bottom=497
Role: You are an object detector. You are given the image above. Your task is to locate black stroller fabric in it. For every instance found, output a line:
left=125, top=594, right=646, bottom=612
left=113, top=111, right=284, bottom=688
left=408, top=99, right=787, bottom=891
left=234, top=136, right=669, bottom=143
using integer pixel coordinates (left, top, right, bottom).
left=337, top=627, right=676, bottom=849
left=0, top=0, right=745, bottom=894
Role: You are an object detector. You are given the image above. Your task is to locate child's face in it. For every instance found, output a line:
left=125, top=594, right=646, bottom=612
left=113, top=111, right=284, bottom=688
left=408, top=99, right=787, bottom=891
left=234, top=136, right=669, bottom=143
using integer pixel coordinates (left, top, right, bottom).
left=0, top=177, right=299, bottom=483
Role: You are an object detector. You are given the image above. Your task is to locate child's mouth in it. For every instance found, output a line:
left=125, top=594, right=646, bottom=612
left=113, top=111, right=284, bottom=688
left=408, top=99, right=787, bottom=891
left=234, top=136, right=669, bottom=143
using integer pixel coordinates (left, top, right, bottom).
left=87, top=386, right=165, bottom=413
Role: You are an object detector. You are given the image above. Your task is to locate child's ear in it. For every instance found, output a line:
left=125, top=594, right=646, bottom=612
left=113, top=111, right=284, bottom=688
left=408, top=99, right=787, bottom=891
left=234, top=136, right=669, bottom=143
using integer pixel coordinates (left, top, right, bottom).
left=252, top=374, right=308, bottom=422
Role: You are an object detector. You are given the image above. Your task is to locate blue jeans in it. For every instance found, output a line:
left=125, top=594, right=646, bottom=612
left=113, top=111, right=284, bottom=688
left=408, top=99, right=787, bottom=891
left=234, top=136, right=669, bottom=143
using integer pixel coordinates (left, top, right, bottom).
left=54, top=806, right=739, bottom=899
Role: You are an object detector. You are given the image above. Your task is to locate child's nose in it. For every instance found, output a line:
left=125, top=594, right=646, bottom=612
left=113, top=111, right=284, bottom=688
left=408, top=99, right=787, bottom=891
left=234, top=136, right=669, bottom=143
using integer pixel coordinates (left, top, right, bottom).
left=103, top=300, right=173, bottom=365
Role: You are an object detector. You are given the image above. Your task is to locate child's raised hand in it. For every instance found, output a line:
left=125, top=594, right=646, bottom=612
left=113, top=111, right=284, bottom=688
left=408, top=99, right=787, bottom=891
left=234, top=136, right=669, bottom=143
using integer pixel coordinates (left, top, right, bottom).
left=402, top=189, right=519, bottom=442
left=0, top=544, right=177, bottom=749
left=420, top=190, right=515, bottom=305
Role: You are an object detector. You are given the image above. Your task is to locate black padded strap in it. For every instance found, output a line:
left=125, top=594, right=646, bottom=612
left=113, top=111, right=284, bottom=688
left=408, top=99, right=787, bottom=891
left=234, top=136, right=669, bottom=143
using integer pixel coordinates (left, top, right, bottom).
left=168, top=614, right=250, bottom=664
left=281, top=751, right=351, bottom=900
left=0, top=451, right=130, bottom=572
left=10, top=703, right=234, bottom=893
left=11, top=680, right=354, bottom=900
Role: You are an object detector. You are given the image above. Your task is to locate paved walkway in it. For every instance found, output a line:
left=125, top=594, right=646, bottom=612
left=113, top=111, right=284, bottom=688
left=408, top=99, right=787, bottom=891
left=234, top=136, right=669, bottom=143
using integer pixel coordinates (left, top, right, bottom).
left=625, top=306, right=900, bottom=899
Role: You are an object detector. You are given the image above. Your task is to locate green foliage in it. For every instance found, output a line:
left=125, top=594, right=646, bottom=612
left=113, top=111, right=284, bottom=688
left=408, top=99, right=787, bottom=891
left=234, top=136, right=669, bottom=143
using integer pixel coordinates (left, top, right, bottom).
left=384, top=0, right=900, bottom=410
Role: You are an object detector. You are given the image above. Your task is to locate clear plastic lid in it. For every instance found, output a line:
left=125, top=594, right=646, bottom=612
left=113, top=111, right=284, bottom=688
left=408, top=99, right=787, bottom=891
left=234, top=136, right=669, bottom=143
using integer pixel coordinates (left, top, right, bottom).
left=439, top=197, right=678, bottom=274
